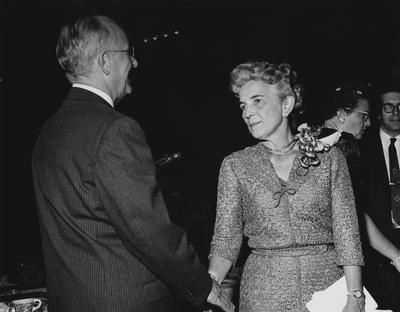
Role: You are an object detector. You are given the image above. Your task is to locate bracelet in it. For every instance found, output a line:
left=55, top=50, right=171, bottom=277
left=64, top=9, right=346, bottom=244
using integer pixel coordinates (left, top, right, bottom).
left=390, top=253, right=400, bottom=271
left=208, top=271, right=222, bottom=285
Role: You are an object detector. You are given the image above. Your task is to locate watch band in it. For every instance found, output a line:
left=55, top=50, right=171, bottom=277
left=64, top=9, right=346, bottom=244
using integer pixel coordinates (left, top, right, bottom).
left=347, top=290, right=365, bottom=299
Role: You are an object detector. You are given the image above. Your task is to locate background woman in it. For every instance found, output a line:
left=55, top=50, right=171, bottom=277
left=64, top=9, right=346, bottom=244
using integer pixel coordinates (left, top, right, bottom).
left=320, top=81, right=400, bottom=299
left=208, top=62, right=365, bottom=312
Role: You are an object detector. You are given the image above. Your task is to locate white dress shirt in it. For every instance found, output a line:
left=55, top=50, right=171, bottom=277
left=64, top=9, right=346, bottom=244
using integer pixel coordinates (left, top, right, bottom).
left=379, top=128, right=400, bottom=183
left=72, top=83, right=114, bottom=107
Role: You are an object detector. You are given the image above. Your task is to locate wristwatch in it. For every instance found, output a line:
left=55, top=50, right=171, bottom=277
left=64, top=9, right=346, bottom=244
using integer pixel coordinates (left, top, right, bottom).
left=347, top=290, right=365, bottom=299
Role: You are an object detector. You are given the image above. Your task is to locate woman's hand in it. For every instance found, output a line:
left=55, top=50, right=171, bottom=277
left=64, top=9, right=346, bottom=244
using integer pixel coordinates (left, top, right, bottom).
left=342, top=296, right=365, bottom=312
left=391, top=253, right=400, bottom=273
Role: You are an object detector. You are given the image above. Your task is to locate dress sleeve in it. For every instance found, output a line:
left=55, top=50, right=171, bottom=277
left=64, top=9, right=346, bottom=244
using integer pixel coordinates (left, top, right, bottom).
left=330, top=147, right=365, bottom=266
left=209, top=156, right=244, bottom=265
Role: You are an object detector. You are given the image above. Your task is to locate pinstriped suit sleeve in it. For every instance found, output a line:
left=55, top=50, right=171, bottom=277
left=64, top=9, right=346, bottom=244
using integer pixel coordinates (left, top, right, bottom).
left=95, top=116, right=211, bottom=308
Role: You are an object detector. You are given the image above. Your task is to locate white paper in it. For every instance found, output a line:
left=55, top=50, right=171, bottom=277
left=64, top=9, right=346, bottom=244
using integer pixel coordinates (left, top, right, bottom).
left=306, top=276, right=385, bottom=312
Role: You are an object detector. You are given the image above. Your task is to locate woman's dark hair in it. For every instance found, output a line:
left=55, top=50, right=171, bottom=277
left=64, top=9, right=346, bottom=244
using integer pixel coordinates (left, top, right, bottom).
left=324, top=81, right=373, bottom=120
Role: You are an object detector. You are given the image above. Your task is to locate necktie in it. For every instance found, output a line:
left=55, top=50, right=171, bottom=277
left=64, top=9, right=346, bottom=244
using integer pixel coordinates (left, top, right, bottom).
left=389, top=137, right=400, bottom=228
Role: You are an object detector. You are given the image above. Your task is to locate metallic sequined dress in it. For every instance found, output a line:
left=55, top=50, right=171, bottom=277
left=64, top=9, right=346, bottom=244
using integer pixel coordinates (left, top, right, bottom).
left=209, top=143, right=364, bottom=312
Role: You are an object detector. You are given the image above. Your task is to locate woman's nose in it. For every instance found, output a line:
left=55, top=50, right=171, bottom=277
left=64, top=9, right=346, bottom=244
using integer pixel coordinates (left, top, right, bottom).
left=243, top=107, right=254, bottom=119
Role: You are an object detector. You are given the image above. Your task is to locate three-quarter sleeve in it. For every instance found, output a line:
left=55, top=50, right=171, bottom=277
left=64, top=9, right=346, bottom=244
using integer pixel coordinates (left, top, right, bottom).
left=209, top=156, right=244, bottom=265
left=330, top=147, right=364, bottom=266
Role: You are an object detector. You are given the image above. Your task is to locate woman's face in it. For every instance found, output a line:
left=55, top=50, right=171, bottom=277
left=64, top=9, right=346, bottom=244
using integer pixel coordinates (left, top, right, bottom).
left=342, top=98, right=371, bottom=139
left=239, top=80, right=285, bottom=141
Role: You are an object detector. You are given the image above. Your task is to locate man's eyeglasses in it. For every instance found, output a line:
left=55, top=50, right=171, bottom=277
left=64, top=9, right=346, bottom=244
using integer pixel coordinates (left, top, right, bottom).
left=344, top=108, right=370, bottom=122
left=103, top=46, right=137, bottom=67
left=383, top=103, right=400, bottom=114
left=103, top=46, right=135, bottom=58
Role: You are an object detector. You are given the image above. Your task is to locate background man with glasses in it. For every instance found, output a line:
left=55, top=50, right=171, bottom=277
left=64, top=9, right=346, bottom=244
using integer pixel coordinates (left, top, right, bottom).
left=31, top=15, right=234, bottom=312
left=361, top=76, right=400, bottom=311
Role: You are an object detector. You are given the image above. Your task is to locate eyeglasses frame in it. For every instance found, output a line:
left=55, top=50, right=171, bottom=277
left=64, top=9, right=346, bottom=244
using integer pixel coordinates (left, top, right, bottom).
left=344, top=107, right=370, bottom=122
left=103, top=46, right=134, bottom=57
left=382, top=103, right=400, bottom=114
left=102, top=46, right=138, bottom=68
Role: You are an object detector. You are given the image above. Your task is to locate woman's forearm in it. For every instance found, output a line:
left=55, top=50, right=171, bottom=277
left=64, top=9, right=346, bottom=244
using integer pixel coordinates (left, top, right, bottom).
left=365, top=213, right=400, bottom=261
left=343, top=266, right=365, bottom=312
left=208, top=255, right=233, bottom=283
left=343, top=265, right=363, bottom=292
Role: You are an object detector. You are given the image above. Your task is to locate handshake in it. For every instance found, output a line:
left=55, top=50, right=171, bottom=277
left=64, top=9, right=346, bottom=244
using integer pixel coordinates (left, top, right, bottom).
left=204, top=277, right=235, bottom=312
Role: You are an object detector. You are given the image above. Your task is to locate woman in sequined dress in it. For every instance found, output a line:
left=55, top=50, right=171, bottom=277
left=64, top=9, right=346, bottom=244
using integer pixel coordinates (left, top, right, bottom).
left=208, top=62, right=365, bottom=312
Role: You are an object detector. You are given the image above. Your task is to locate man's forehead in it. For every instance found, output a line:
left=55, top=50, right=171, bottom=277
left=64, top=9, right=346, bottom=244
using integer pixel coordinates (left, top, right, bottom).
left=381, top=92, right=400, bottom=103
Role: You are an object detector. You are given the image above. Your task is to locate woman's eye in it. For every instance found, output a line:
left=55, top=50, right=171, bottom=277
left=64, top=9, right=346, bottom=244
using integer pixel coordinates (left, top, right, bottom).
left=239, top=104, right=245, bottom=110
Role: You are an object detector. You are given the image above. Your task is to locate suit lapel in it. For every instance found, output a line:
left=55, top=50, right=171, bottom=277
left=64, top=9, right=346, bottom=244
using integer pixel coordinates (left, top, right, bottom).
left=370, top=131, right=389, bottom=186
left=363, top=130, right=392, bottom=219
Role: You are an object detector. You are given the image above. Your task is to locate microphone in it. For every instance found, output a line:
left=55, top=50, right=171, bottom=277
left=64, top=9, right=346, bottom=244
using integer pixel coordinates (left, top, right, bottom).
left=155, top=152, right=182, bottom=169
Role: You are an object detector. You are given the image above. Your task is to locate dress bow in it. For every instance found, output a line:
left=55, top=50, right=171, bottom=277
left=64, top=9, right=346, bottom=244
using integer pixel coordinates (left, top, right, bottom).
left=273, top=187, right=296, bottom=207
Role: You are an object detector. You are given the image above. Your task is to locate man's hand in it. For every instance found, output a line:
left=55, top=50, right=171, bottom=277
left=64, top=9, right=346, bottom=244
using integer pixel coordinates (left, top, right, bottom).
left=206, top=279, right=235, bottom=312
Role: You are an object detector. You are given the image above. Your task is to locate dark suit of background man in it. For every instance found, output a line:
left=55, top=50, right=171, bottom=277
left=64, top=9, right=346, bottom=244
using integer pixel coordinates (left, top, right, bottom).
left=361, top=76, right=400, bottom=312
left=31, top=15, right=234, bottom=312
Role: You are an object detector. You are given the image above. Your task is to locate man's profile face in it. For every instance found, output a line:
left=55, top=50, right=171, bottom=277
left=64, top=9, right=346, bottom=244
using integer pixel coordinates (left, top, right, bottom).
left=107, top=37, right=138, bottom=104
left=380, top=91, right=400, bottom=137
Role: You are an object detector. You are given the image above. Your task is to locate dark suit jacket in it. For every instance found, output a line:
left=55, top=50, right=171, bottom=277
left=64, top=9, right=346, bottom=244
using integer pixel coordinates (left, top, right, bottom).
left=361, top=129, right=400, bottom=246
left=32, top=88, right=212, bottom=312
left=360, top=128, right=400, bottom=310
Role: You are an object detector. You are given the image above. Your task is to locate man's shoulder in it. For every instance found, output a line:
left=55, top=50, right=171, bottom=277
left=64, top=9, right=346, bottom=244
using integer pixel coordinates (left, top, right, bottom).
left=38, top=92, right=137, bottom=144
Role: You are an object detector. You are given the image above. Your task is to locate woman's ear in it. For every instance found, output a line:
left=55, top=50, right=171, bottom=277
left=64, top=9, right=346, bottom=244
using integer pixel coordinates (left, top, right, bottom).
left=282, top=95, right=295, bottom=118
left=98, top=52, right=111, bottom=75
left=337, top=109, right=347, bottom=123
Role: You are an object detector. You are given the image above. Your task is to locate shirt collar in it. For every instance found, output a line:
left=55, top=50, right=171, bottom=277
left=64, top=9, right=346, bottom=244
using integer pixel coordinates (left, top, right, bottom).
left=379, top=127, right=400, bottom=145
left=72, top=83, right=114, bottom=107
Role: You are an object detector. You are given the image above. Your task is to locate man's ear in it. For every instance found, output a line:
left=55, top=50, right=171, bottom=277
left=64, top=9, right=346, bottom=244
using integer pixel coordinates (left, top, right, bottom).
left=282, top=95, right=295, bottom=118
left=98, top=52, right=111, bottom=75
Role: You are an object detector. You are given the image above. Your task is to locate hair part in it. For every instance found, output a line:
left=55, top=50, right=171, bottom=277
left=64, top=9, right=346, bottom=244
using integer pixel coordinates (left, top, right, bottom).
left=56, top=15, right=127, bottom=79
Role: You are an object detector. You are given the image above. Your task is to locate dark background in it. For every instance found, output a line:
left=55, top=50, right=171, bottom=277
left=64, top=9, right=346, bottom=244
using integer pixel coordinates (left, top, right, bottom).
left=1, top=0, right=400, bottom=286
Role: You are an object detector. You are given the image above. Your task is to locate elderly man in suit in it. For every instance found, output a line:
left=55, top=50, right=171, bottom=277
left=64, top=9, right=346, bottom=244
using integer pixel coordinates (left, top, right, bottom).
left=361, top=76, right=400, bottom=311
left=31, top=15, right=234, bottom=312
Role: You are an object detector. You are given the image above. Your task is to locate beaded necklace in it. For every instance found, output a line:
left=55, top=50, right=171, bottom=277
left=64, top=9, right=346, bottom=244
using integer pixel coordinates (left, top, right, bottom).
left=261, top=139, right=298, bottom=156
